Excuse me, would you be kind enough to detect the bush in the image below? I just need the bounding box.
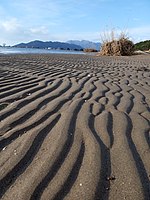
[99,31,134,56]
[84,48,98,52]
[134,40,150,51]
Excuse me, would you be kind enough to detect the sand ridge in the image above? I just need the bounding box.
[0,54,150,200]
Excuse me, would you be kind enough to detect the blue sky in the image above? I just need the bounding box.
[0,0,150,45]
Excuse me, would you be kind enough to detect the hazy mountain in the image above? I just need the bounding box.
[13,40,83,50]
[67,40,101,51]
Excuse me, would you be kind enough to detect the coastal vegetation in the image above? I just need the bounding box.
[134,40,150,51]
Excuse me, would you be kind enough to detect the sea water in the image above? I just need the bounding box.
[0,47,85,55]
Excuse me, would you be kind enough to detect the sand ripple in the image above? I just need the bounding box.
[0,54,150,200]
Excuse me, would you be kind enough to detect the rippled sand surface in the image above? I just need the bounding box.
[0,54,150,200]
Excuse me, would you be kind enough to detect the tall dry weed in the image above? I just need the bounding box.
[100,30,134,56]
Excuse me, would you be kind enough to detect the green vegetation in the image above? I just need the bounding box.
[134,40,150,51]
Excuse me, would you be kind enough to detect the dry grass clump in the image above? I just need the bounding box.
[84,48,98,52]
[100,31,134,56]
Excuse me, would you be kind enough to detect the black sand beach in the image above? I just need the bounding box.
[0,54,150,200]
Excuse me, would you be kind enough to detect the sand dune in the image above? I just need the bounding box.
[0,54,150,200]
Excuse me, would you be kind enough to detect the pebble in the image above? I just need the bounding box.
[79,183,82,186]
[14,149,17,155]
[2,146,7,151]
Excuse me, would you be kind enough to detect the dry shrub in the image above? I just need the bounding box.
[100,31,134,56]
[84,48,98,52]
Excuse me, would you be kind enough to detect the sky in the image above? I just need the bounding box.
[0,0,150,45]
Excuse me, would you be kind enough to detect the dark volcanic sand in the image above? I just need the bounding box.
[0,54,150,200]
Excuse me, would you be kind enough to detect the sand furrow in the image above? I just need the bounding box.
[0,114,60,198]
[1,99,84,200]
[0,79,62,120]
[64,103,101,200]
[109,110,149,200]
[0,77,91,149]
[0,79,71,134]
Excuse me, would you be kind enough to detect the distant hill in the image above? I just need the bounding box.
[67,40,101,51]
[13,40,83,50]
[134,40,150,51]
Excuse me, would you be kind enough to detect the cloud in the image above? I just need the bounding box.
[0,1,149,45]
[133,17,140,21]
[128,26,150,42]
[0,15,58,45]
[129,26,150,35]
[10,0,64,21]
[0,18,20,32]
[98,26,150,43]
[29,26,48,35]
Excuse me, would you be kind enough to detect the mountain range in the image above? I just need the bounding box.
[13,40,83,50]
[67,40,101,51]
[13,40,101,51]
